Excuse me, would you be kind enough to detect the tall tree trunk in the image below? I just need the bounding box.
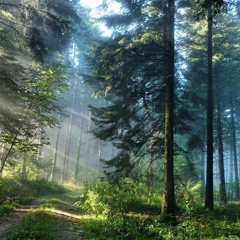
[161,0,176,220]
[0,125,23,174]
[21,137,29,181]
[61,116,70,183]
[36,136,43,180]
[61,80,78,183]
[147,156,155,192]
[75,89,86,182]
[85,110,92,166]
[50,121,61,182]
[147,120,155,191]
[216,97,227,203]
[21,155,27,181]
[61,48,71,183]
[200,150,205,197]
[64,80,79,180]
[229,143,233,200]
[205,3,214,210]
[98,139,103,178]
[230,94,240,200]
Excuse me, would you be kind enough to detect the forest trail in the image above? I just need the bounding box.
[0,194,86,240]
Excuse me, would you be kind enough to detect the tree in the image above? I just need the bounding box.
[161,0,176,220]
[0,0,80,130]
[205,1,214,210]
[0,0,82,176]
[185,0,225,209]
[216,94,227,203]
[0,59,68,174]
[0,0,80,61]
[87,1,167,183]
[230,93,240,200]
[84,0,193,220]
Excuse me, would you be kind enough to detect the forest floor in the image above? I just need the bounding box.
[0,194,86,240]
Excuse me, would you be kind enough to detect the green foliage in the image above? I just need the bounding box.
[0,58,69,174]
[0,177,66,206]
[78,180,162,239]
[0,1,80,62]
[20,179,66,197]
[176,181,203,213]
[79,180,160,216]
[42,198,62,210]
[80,203,240,240]
[8,210,55,240]
[0,205,15,217]
[78,180,240,239]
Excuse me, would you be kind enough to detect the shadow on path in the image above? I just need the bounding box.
[0,195,86,240]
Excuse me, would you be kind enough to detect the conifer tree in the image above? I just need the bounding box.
[85,0,186,219]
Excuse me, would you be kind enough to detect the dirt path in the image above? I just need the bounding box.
[0,196,86,240]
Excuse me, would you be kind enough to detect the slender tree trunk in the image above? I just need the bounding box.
[205,3,214,210]
[147,121,155,191]
[75,89,86,182]
[21,155,27,181]
[61,115,71,183]
[61,49,72,183]
[230,94,240,200]
[161,0,176,220]
[75,125,83,183]
[21,137,30,181]
[216,97,227,203]
[229,142,233,200]
[0,125,23,174]
[61,80,77,183]
[64,80,79,180]
[50,121,61,182]
[98,139,103,178]
[200,150,205,196]
[147,157,154,192]
[35,136,43,180]
[85,110,92,166]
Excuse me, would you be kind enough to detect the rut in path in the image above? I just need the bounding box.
[0,197,86,240]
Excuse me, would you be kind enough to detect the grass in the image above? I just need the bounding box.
[0,178,82,240]
[79,205,240,240]
[77,181,240,240]
[1,177,240,240]
[0,177,69,217]
[0,204,15,216]
[7,210,55,240]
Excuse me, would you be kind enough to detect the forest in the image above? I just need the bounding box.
[0,0,240,239]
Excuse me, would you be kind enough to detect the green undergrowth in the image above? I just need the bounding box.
[0,178,83,239]
[0,177,67,217]
[42,191,82,213]
[7,209,55,240]
[77,180,240,240]
[1,176,240,240]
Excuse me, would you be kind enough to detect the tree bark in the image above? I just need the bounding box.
[229,143,233,200]
[61,115,71,183]
[230,94,240,200]
[205,2,214,210]
[75,88,86,182]
[50,119,61,182]
[61,80,78,183]
[216,97,227,203]
[64,80,79,181]
[161,0,176,220]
